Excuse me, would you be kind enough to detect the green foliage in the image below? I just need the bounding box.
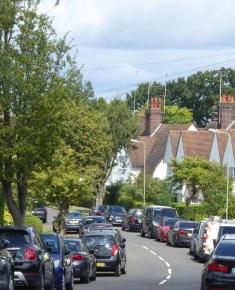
[3,209,13,225]
[24,215,43,234]
[118,183,143,210]
[164,106,193,124]
[174,203,209,221]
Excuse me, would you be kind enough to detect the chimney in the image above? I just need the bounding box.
[219,94,235,129]
[146,97,163,135]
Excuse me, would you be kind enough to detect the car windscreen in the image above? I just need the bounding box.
[41,235,59,254]
[164,219,178,226]
[153,208,177,220]
[179,222,199,229]
[83,235,114,249]
[67,212,81,219]
[109,207,126,214]
[83,217,105,225]
[0,230,31,247]
[215,241,235,257]
[221,226,235,236]
[64,240,82,253]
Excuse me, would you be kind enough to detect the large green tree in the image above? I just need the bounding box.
[164,106,193,124]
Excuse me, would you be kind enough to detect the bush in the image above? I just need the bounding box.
[3,209,13,225]
[174,203,209,221]
[24,215,43,234]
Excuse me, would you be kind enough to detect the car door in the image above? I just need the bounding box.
[116,232,126,267]
[82,241,93,275]
[196,223,204,256]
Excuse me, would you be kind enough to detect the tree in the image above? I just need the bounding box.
[170,157,230,215]
[0,0,88,225]
[164,106,193,124]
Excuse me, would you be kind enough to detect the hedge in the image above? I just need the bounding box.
[174,203,209,221]
[24,215,43,234]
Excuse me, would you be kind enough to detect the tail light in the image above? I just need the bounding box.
[208,261,229,273]
[72,254,85,261]
[111,244,119,256]
[130,216,137,223]
[24,248,37,261]
[177,229,186,235]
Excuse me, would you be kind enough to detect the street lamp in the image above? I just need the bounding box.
[131,139,146,207]
[209,129,230,219]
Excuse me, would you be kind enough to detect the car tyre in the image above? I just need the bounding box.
[140,227,145,237]
[114,263,121,277]
[122,224,125,231]
[91,269,97,281]
[198,250,205,263]
[121,263,127,274]
[81,273,90,284]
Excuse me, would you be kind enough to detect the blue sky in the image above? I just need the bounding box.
[40,0,235,99]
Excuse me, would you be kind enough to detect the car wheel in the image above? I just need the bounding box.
[114,263,121,277]
[122,224,125,231]
[46,272,55,290]
[81,273,90,284]
[121,263,127,274]
[198,250,205,263]
[65,272,73,290]
[126,224,131,232]
[140,227,145,237]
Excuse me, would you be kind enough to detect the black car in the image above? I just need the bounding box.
[79,216,107,236]
[64,237,96,283]
[201,234,235,290]
[82,229,127,276]
[122,208,142,232]
[41,233,73,290]
[105,206,126,226]
[32,204,47,223]
[141,205,178,238]
[0,239,14,290]
[0,226,54,290]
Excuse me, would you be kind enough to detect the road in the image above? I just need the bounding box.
[46,208,203,290]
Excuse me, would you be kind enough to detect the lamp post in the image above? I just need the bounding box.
[131,139,146,207]
[209,129,230,219]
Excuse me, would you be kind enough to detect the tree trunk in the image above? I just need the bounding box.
[17,172,27,218]
[2,182,24,225]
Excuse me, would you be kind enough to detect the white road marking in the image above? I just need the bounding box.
[165,262,170,267]
[168,268,172,275]
[150,250,157,256]
[158,256,165,261]
[159,280,167,285]
[166,275,171,280]
[142,245,149,250]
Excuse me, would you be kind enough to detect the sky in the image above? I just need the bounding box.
[40,0,235,99]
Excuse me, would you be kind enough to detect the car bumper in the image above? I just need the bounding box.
[72,262,88,278]
[177,236,192,246]
[65,224,81,231]
[95,257,118,272]
[205,276,235,289]
[14,271,40,287]
[129,223,141,231]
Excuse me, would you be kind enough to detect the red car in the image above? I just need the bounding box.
[156,218,178,242]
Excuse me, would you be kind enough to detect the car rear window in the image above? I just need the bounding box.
[221,226,235,236]
[179,222,199,228]
[64,240,82,252]
[83,217,105,225]
[83,235,114,249]
[41,235,59,253]
[0,230,31,247]
[67,212,81,219]
[153,208,177,219]
[109,207,126,214]
[215,241,235,257]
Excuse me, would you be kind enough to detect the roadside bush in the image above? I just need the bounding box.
[24,215,43,234]
[3,209,13,225]
[174,203,209,221]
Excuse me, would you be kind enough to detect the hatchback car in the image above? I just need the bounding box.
[201,234,235,290]
[79,216,106,236]
[64,237,96,283]
[32,204,47,223]
[0,226,54,290]
[41,233,73,290]
[82,229,127,276]
[105,206,127,226]
[122,209,142,232]
[0,239,14,290]
[167,220,200,247]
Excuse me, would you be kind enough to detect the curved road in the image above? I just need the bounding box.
[45,209,202,290]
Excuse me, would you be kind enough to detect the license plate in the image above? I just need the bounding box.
[96,262,105,267]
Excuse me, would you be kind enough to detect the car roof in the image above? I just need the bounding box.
[144,205,175,209]
[83,230,116,236]
[0,225,32,231]
[64,237,82,242]
[219,223,235,227]
[84,216,105,219]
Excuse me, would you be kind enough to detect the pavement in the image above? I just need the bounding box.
[46,208,203,290]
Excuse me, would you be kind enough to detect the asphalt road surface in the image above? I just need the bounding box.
[46,208,203,290]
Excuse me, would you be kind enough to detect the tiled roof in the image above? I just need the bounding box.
[217,133,228,162]
[181,131,214,159]
[169,131,181,157]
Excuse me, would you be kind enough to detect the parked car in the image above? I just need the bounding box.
[0,239,14,290]
[87,223,114,232]
[89,205,108,216]
[105,206,127,226]
[156,217,179,242]
[216,222,235,244]
[122,209,143,232]
[53,211,82,233]
[201,234,235,290]
[79,216,106,236]
[141,205,178,238]
[82,229,127,276]
[32,204,47,223]
[194,217,221,262]
[167,220,200,247]
[0,226,54,290]
[41,233,73,290]
[189,227,199,256]
[64,237,96,283]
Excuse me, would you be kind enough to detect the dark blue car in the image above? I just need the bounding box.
[41,233,73,290]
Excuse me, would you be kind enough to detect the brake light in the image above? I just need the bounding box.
[208,261,229,273]
[178,229,186,235]
[24,248,37,261]
[111,244,118,256]
[72,254,85,261]
[130,216,137,223]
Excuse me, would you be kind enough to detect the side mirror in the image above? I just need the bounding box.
[0,239,10,250]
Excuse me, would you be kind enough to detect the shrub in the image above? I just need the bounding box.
[174,203,209,221]
[3,209,13,225]
[24,215,43,234]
